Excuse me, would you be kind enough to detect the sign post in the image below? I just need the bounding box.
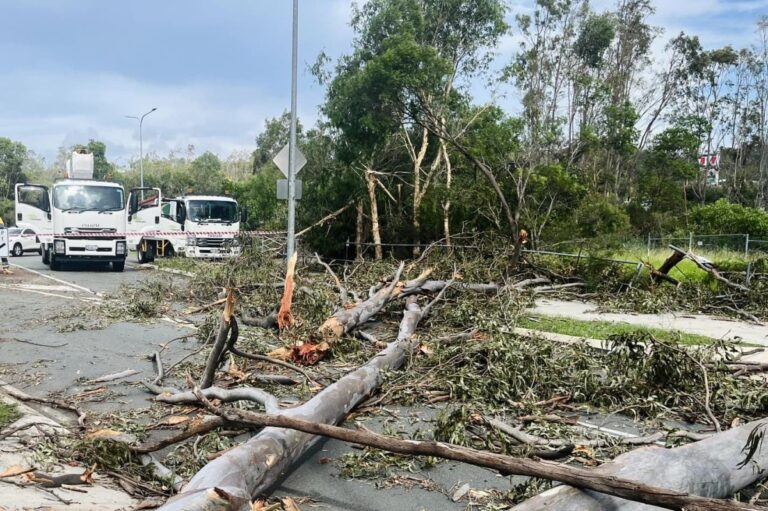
[286,0,300,262]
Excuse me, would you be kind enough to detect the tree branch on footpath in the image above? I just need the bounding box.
[0,380,86,428]
[193,399,764,511]
[155,291,448,511]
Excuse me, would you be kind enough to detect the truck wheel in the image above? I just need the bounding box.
[12,243,23,257]
[42,246,50,265]
[112,261,125,272]
[137,243,155,264]
[50,254,61,271]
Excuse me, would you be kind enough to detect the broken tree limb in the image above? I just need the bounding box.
[240,309,278,330]
[514,418,768,511]
[84,369,140,384]
[157,294,437,511]
[318,262,405,338]
[194,403,763,511]
[200,290,236,389]
[314,252,348,304]
[295,202,353,238]
[199,316,232,389]
[150,351,164,385]
[277,252,298,330]
[131,415,232,454]
[0,381,86,428]
[153,386,279,414]
[669,245,750,292]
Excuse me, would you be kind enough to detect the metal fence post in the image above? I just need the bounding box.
[646,232,651,258]
[688,232,693,252]
[745,233,750,258]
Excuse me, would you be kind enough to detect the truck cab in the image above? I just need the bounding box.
[126,192,244,262]
[15,151,128,271]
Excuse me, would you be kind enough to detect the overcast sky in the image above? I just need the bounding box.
[0,0,766,165]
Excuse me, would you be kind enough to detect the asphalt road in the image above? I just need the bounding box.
[0,253,196,414]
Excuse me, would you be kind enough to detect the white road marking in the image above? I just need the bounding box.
[10,262,101,295]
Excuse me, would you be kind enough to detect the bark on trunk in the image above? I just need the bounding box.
[355,200,364,261]
[317,263,405,338]
[441,139,452,246]
[365,167,383,260]
[514,419,768,511]
[156,298,433,511]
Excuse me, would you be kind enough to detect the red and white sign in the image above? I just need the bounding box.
[698,154,720,168]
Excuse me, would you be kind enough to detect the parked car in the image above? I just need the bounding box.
[8,227,40,256]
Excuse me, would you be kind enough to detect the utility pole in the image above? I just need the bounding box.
[125,107,157,188]
[286,0,299,261]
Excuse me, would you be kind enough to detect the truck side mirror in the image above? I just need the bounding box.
[17,213,22,221]
[128,194,138,215]
[47,212,51,220]
[240,206,248,223]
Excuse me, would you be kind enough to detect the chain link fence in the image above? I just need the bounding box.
[644,233,768,258]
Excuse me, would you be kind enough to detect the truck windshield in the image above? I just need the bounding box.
[53,185,125,212]
[187,200,238,223]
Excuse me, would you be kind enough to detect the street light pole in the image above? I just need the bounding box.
[125,107,157,188]
[286,0,299,261]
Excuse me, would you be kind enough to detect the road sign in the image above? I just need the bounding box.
[277,179,302,200]
[273,144,307,178]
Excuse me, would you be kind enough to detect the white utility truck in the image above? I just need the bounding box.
[126,190,244,263]
[15,151,128,271]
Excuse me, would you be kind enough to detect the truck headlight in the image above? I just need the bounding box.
[186,235,197,246]
[231,238,241,247]
[116,241,126,255]
[54,240,65,254]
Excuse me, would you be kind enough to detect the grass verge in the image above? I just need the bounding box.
[0,402,19,429]
[518,314,718,345]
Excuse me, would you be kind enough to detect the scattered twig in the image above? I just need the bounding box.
[85,369,139,384]
[149,351,164,385]
[0,337,68,348]
[315,252,348,304]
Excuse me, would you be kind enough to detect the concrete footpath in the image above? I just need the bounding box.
[0,383,137,510]
[531,298,768,346]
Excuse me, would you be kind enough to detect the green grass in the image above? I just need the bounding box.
[614,246,763,284]
[518,314,719,346]
[0,402,19,429]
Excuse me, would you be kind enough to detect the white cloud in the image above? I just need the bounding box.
[0,67,320,164]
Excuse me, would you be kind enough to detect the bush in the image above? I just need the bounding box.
[691,199,768,238]
[574,195,631,239]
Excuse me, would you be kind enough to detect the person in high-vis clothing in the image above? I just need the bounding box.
[0,216,11,274]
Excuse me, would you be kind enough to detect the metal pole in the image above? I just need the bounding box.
[139,118,144,188]
[688,232,693,252]
[286,0,299,261]
[745,233,750,258]
[125,108,156,188]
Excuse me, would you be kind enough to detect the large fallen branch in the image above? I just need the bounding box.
[195,403,763,511]
[514,419,768,511]
[157,288,449,511]
[317,262,406,338]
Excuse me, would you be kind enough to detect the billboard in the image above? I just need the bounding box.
[698,153,720,186]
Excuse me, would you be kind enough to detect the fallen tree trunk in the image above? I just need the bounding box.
[514,419,768,511]
[157,290,448,511]
[318,262,405,338]
[193,405,764,511]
